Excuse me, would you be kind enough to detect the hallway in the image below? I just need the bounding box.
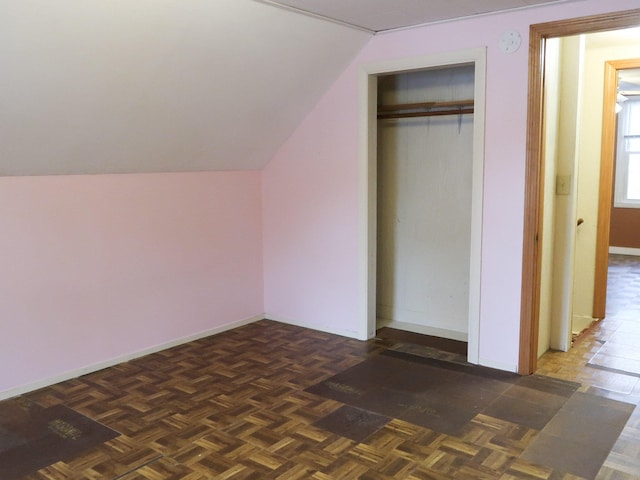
[537,254,640,394]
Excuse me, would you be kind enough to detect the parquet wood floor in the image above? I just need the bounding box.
[0,317,633,480]
[3,255,639,479]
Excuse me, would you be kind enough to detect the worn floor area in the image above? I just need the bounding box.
[536,254,640,479]
[308,349,633,480]
[1,254,639,479]
[0,399,119,479]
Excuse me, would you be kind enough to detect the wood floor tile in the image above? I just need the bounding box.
[598,451,640,479]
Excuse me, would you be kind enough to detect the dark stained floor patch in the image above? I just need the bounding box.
[308,350,518,436]
[313,405,390,442]
[521,392,635,479]
[308,346,632,479]
[515,373,580,397]
[482,384,569,430]
[376,327,468,355]
[307,348,625,476]
[381,349,520,383]
[0,398,120,480]
[388,342,469,365]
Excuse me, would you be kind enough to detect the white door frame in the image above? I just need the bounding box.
[357,48,486,365]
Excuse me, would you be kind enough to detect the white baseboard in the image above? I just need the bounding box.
[0,314,263,402]
[377,320,468,342]
[609,246,640,256]
[572,315,597,336]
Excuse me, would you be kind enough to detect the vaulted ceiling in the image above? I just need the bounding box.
[1,0,586,175]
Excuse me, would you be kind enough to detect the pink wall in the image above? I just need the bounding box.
[1,171,263,397]
[263,0,640,371]
[262,79,361,338]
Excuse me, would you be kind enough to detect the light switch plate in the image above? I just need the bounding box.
[556,175,571,195]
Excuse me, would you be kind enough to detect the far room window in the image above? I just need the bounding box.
[615,96,640,208]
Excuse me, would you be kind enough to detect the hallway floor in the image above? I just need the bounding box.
[537,254,640,478]
[1,255,639,479]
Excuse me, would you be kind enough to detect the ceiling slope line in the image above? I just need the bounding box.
[259,0,588,34]
[374,0,585,35]
[253,0,375,34]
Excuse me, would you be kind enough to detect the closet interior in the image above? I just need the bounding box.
[376,64,476,345]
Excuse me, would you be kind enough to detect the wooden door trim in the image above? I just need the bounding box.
[593,58,640,319]
[519,9,640,375]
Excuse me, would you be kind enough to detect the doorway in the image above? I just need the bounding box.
[358,49,486,365]
[537,35,640,358]
[519,8,640,374]
[594,60,640,318]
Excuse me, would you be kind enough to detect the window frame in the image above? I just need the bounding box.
[614,96,640,208]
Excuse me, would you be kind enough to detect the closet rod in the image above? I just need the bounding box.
[378,99,474,112]
[377,99,474,119]
[378,107,474,120]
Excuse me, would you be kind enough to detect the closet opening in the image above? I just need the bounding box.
[358,50,486,365]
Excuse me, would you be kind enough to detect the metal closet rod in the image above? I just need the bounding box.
[377,99,474,119]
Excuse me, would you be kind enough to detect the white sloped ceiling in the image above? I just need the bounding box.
[0,0,371,175]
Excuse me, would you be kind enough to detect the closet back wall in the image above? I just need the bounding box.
[376,65,475,340]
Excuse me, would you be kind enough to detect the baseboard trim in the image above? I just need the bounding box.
[609,246,640,256]
[0,314,264,402]
[572,315,597,337]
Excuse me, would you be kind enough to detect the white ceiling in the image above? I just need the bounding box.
[258,0,582,32]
